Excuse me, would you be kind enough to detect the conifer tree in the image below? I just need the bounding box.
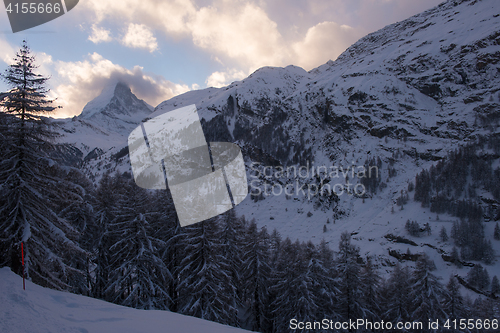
[105,179,170,309]
[442,275,466,320]
[242,220,271,332]
[218,209,245,327]
[382,263,412,326]
[467,264,490,290]
[149,188,179,311]
[88,172,122,299]
[268,228,282,265]
[315,239,339,320]
[440,226,448,242]
[360,257,382,322]
[52,166,95,294]
[0,40,85,289]
[450,246,461,267]
[270,239,310,333]
[410,254,446,329]
[491,276,500,295]
[177,219,235,324]
[336,231,364,322]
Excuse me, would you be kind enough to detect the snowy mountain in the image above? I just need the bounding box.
[52,0,500,283]
[80,82,153,126]
[50,82,153,168]
[0,267,250,333]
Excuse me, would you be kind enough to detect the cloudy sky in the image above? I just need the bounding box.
[0,0,443,118]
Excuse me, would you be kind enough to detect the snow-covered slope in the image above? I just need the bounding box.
[52,0,500,282]
[0,267,250,333]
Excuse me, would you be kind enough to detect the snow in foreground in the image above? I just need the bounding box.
[0,267,250,333]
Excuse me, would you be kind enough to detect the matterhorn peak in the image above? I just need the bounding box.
[77,82,153,135]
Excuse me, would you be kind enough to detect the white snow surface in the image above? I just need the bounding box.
[0,267,250,333]
[80,84,117,119]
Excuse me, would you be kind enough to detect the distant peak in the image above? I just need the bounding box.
[79,82,150,120]
[114,82,131,94]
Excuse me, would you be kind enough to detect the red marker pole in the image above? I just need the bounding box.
[21,242,25,290]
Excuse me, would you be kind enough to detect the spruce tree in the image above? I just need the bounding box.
[87,172,120,299]
[451,221,459,241]
[410,254,446,329]
[360,257,382,322]
[270,239,311,333]
[177,219,235,324]
[494,222,500,240]
[467,264,490,290]
[218,209,245,327]
[440,226,448,242]
[241,221,271,331]
[491,276,500,295]
[149,188,179,311]
[382,263,411,325]
[0,40,85,289]
[105,178,170,309]
[52,166,95,294]
[442,275,466,320]
[315,239,339,320]
[336,231,364,322]
[450,246,461,267]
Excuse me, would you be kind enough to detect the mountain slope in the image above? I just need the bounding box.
[0,268,250,333]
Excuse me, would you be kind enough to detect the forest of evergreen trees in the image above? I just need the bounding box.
[413,136,499,265]
[4,170,500,331]
[414,135,500,219]
[3,171,500,332]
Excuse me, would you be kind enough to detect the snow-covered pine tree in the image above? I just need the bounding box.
[484,240,495,264]
[162,220,182,312]
[440,226,449,242]
[218,209,245,327]
[0,40,85,289]
[491,276,500,295]
[451,220,459,241]
[442,275,467,320]
[241,220,271,332]
[471,297,498,322]
[266,227,282,331]
[268,228,282,266]
[149,188,179,311]
[271,239,316,333]
[177,218,235,324]
[50,166,95,294]
[105,178,170,309]
[336,231,364,322]
[382,263,412,326]
[410,254,446,330]
[450,246,461,267]
[56,168,95,237]
[291,242,321,329]
[467,264,490,290]
[494,222,500,240]
[86,172,121,299]
[360,257,382,322]
[315,239,340,321]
